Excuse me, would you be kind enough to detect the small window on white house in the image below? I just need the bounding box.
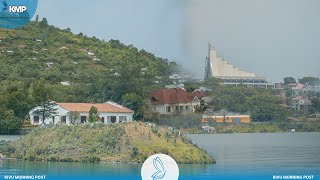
[175,106,179,112]
[186,106,190,112]
[166,106,171,113]
[119,116,127,123]
[108,116,116,123]
[179,106,183,112]
[34,116,39,124]
[61,116,67,124]
[81,116,87,123]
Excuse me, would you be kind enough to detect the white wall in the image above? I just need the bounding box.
[29,105,69,125]
[151,101,200,115]
[29,105,134,125]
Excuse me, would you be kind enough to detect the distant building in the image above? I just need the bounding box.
[288,83,306,97]
[29,102,134,125]
[165,84,185,89]
[275,82,285,90]
[202,114,251,124]
[149,88,205,115]
[61,81,70,86]
[204,43,275,89]
[291,96,311,111]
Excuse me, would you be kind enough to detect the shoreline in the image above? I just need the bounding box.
[1,130,320,137]
[0,123,215,164]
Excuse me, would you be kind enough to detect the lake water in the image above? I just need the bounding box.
[1,133,319,180]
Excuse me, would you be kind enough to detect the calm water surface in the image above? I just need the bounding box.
[1,133,319,179]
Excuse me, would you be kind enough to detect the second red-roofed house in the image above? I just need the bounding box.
[149,88,205,115]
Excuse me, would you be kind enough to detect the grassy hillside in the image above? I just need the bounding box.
[0,19,177,133]
[0,123,215,164]
[0,20,175,102]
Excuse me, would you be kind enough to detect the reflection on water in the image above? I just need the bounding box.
[187,132,320,175]
[0,133,320,177]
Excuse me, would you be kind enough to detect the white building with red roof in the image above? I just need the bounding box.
[149,88,205,115]
[29,101,134,125]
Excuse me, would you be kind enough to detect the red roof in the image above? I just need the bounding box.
[56,102,133,113]
[150,88,205,104]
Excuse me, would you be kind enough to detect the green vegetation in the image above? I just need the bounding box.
[0,123,215,164]
[0,19,176,134]
[158,113,202,130]
[284,77,296,86]
[186,78,292,122]
[88,106,99,123]
[298,77,320,86]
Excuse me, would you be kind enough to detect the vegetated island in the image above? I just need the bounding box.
[0,122,215,164]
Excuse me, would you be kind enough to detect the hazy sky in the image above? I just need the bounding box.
[35,0,320,82]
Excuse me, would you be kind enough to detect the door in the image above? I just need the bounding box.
[81,116,87,123]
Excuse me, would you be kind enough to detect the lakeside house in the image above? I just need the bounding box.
[29,101,134,125]
[148,88,205,115]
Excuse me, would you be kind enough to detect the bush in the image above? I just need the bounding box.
[131,147,139,158]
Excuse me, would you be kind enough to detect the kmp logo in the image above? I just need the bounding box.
[9,5,27,12]
[2,0,27,12]
[0,0,38,29]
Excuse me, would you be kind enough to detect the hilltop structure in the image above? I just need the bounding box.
[204,43,275,89]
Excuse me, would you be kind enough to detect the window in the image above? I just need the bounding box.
[119,116,127,123]
[166,106,171,113]
[61,116,67,124]
[180,106,183,112]
[52,116,55,124]
[34,116,39,124]
[108,116,117,123]
[186,106,190,112]
[81,116,87,123]
[175,106,179,112]
[153,107,156,112]
[175,106,183,112]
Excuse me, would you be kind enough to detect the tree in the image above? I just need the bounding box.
[66,28,71,32]
[184,80,201,93]
[310,98,320,113]
[284,77,296,86]
[121,93,144,120]
[39,18,48,28]
[33,101,58,124]
[32,82,57,124]
[194,100,207,114]
[68,111,80,125]
[0,110,21,134]
[88,106,99,123]
[299,77,320,86]
[204,77,223,89]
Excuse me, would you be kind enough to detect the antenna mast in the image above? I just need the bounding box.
[204,43,213,80]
